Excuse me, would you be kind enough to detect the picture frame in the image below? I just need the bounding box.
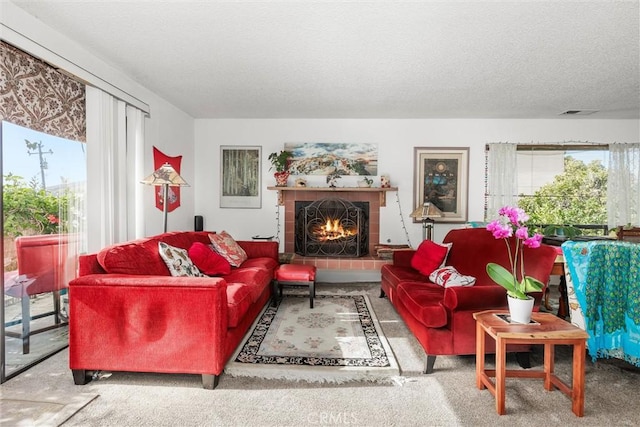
[220,145,261,208]
[413,147,469,223]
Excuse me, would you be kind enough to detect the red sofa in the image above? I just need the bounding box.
[68,231,278,389]
[380,227,557,373]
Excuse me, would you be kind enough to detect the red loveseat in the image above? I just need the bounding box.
[380,227,557,373]
[68,231,278,389]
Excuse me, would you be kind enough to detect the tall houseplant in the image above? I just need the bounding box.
[268,150,293,187]
[486,206,544,323]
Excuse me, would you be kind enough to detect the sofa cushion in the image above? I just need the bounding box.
[396,282,447,328]
[97,231,211,275]
[411,240,449,276]
[223,267,271,302]
[158,242,205,277]
[238,257,279,272]
[188,242,232,276]
[209,231,248,267]
[226,282,255,328]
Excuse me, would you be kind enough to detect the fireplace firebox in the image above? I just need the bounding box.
[295,198,369,257]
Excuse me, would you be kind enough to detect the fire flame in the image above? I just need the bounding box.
[314,218,356,241]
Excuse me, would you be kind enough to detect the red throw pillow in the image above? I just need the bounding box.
[188,242,231,276]
[411,240,450,276]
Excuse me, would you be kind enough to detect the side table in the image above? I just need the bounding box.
[474,310,589,416]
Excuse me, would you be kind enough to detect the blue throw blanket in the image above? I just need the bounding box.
[562,240,640,366]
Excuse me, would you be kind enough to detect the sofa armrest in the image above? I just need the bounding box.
[392,249,416,268]
[69,274,230,374]
[237,240,279,261]
[443,284,508,311]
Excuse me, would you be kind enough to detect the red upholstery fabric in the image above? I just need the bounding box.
[69,232,279,387]
[225,283,254,328]
[97,231,211,275]
[410,240,449,276]
[10,234,79,296]
[396,283,447,328]
[238,257,279,272]
[381,227,558,361]
[275,264,317,282]
[188,242,231,276]
[223,267,272,302]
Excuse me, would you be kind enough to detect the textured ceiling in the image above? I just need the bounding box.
[9,0,640,119]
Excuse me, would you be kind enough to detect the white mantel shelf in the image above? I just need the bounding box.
[267,186,398,206]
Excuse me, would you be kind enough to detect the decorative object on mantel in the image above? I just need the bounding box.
[410,202,443,241]
[485,206,545,324]
[380,174,390,188]
[268,150,293,187]
[326,172,341,188]
[358,177,373,187]
[295,178,307,187]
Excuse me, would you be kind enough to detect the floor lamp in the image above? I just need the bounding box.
[141,162,189,232]
[410,202,444,241]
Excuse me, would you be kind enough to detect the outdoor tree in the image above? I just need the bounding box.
[518,157,607,229]
[2,173,73,238]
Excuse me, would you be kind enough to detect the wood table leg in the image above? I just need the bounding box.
[544,343,555,391]
[572,341,586,417]
[476,321,485,389]
[495,337,506,415]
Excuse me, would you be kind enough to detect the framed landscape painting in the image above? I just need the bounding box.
[413,147,469,223]
[220,145,261,208]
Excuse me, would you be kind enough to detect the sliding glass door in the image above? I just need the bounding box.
[1,121,87,381]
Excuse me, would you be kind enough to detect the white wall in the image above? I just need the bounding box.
[195,119,639,250]
[2,2,196,239]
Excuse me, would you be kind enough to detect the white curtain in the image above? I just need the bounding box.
[126,105,146,240]
[86,87,146,252]
[486,143,518,220]
[607,143,640,230]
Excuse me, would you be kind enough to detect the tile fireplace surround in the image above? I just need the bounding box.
[269,186,398,273]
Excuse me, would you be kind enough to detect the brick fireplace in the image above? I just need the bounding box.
[270,186,397,271]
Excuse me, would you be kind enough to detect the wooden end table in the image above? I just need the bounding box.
[474,310,589,416]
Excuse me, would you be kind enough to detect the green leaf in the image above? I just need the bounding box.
[523,276,544,293]
[486,263,527,299]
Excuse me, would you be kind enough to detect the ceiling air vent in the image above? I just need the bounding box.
[560,110,598,116]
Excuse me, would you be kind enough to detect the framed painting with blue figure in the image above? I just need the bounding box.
[413,147,469,223]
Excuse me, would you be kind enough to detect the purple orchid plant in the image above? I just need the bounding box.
[486,206,544,300]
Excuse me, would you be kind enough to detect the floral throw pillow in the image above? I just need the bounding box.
[158,242,205,277]
[208,231,248,267]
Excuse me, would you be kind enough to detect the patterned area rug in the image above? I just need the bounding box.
[225,294,400,383]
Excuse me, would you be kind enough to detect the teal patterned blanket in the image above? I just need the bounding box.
[562,240,640,366]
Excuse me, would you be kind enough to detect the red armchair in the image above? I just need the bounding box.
[4,234,78,354]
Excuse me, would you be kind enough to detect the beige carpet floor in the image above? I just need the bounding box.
[1,283,639,426]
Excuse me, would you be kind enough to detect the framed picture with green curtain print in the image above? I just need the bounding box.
[413,147,469,223]
[220,145,261,208]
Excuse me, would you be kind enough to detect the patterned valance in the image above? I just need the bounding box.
[0,41,86,142]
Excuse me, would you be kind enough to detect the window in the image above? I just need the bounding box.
[486,144,609,236]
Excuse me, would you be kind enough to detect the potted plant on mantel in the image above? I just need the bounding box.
[485,206,545,324]
[268,150,294,187]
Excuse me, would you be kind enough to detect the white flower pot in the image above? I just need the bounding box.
[507,295,535,324]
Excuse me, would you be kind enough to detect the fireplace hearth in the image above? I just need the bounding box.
[295,198,369,257]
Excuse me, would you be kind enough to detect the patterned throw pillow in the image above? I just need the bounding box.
[208,231,248,267]
[429,266,476,288]
[158,242,205,277]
